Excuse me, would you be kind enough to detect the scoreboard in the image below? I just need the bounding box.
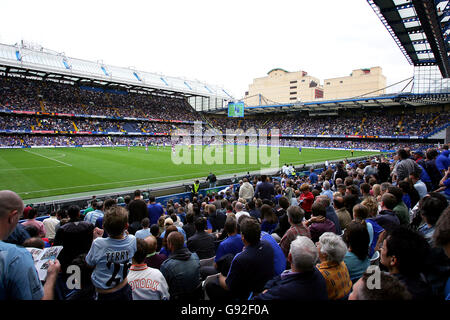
[227,102,245,118]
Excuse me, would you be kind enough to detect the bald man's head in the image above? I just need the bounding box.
[0,190,24,240]
[0,190,23,219]
[144,235,157,254]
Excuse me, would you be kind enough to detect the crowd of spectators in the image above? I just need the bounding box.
[0,77,199,121]
[207,110,449,137]
[0,133,436,151]
[1,146,449,301]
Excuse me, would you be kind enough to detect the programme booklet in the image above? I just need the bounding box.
[26,246,63,281]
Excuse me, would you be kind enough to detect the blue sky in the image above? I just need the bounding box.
[0,0,413,98]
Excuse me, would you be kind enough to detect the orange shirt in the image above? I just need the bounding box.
[316,260,352,300]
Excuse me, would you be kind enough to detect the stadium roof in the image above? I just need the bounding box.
[0,41,233,100]
[368,0,450,78]
[206,92,450,115]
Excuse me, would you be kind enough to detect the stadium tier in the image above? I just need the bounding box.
[0,76,449,150]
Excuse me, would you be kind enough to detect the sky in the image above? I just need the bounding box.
[0,0,414,99]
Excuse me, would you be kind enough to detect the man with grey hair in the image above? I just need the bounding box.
[0,190,60,300]
[254,236,328,300]
[380,182,392,196]
[316,232,352,300]
[279,206,311,257]
[320,181,333,202]
[234,201,250,221]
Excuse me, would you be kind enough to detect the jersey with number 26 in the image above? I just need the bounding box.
[86,234,137,290]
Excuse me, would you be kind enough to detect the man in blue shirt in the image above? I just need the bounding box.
[436,147,450,175]
[0,190,60,300]
[147,196,164,226]
[211,217,275,300]
[309,168,318,185]
[84,200,104,225]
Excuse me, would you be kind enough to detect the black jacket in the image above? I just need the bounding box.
[187,231,216,259]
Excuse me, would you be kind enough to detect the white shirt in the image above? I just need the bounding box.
[414,180,428,199]
[42,216,60,239]
[235,211,250,221]
[127,264,170,300]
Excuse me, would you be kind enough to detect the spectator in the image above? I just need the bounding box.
[432,207,450,300]
[437,167,450,201]
[144,235,167,270]
[306,202,336,243]
[239,178,254,202]
[279,205,311,258]
[206,172,217,188]
[214,216,244,264]
[299,183,315,219]
[409,171,428,199]
[127,198,148,234]
[254,175,275,201]
[333,196,352,230]
[417,192,448,246]
[373,193,400,233]
[182,212,196,240]
[65,254,96,300]
[316,232,353,300]
[0,190,60,300]
[127,238,170,300]
[84,200,104,226]
[160,231,201,300]
[54,205,95,274]
[160,217,187,242]
[42,211,60,244]
[271,196,291,242]
[260,204,278,234]
[348,271,411,300]
[135,218,151,239]
[22,208,46,238]
[234,202,250,221]
[187,217,216,260]
[85,206,137,301]
[147,196,164,226]
[320,181,333,201]
[343,221,370,283]
[435,146,450,175]
[206,217,274,300]
[254,236,328,300]
[316,195,342,235]
[388,186,410,226]
[208,203,226,233]
[246,200,261,221]
[380,226,433,300]
[394,148,422,183]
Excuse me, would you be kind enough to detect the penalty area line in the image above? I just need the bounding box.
[22,149,73,167]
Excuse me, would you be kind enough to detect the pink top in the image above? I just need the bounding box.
[22,219,46,238]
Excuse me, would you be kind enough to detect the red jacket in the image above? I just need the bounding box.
[299,192,314,213]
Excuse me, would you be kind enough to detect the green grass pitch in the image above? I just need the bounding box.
[0,146,378,201]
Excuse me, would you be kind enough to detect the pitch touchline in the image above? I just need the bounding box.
[23,149,73,167]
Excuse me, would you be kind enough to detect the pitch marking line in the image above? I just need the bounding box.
[0,166,66,172]
[22,149,73,167]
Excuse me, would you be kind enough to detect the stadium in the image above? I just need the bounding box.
[0,0,449,306]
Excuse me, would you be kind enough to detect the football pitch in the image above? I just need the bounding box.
[0,146,378,201]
